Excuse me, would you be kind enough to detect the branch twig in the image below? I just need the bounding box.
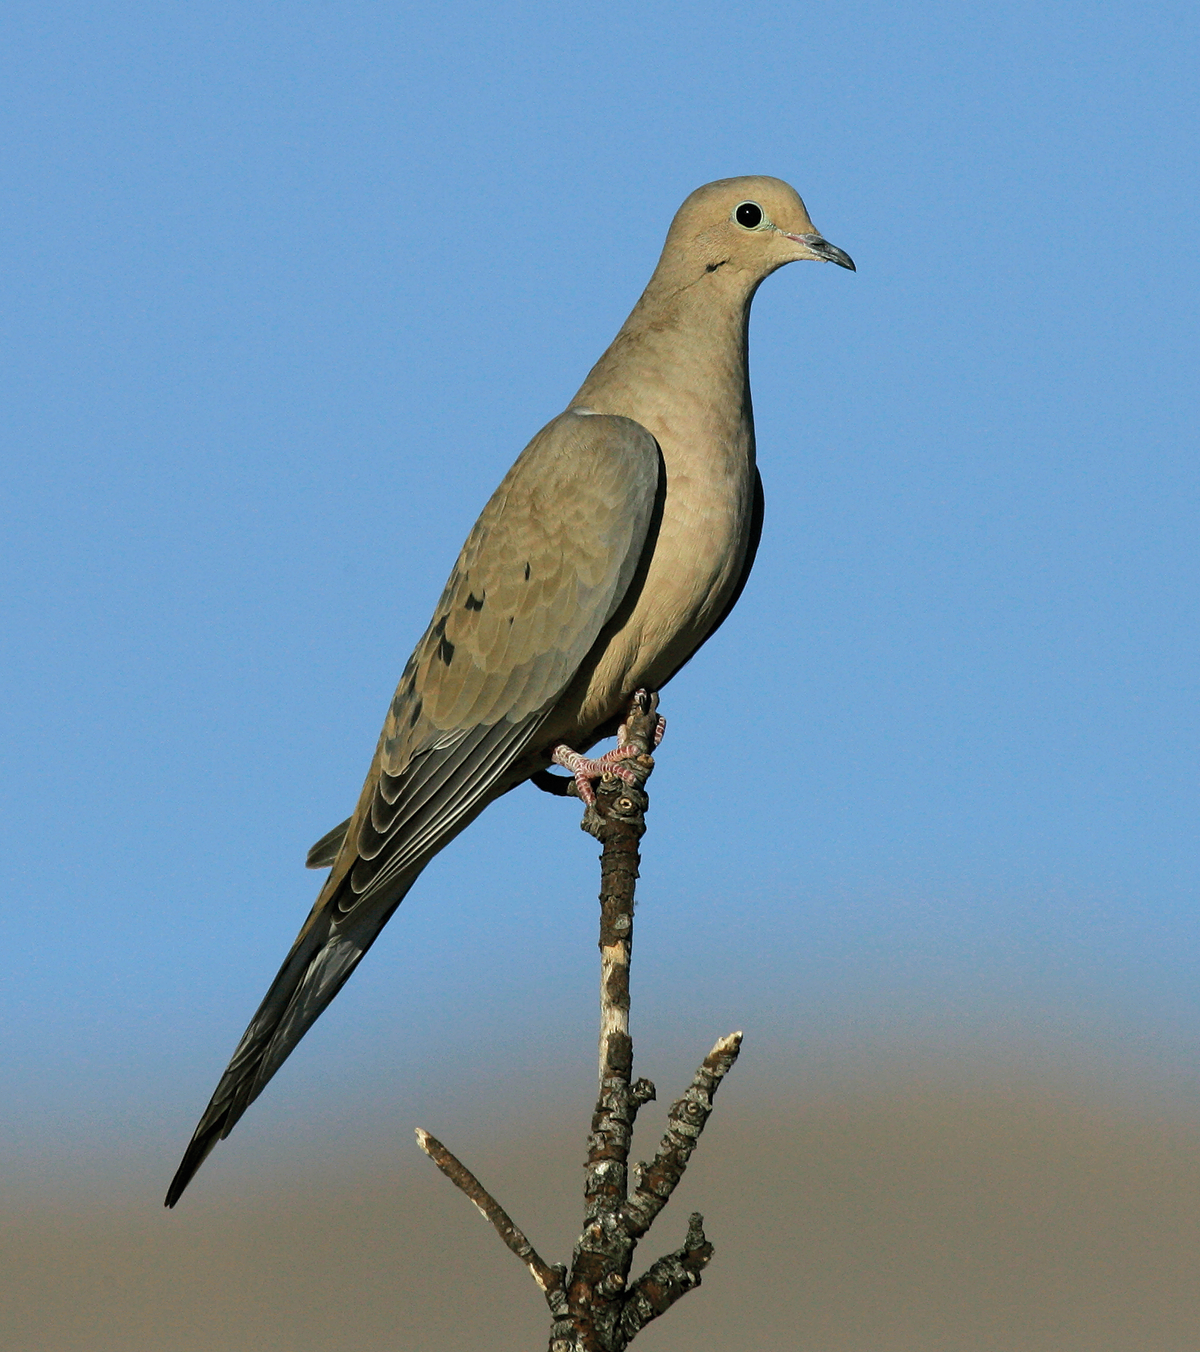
[620,1211,714,1342]
[621,1032,742,1240]
[414,1128,567,1313]
[416,691,742,1351]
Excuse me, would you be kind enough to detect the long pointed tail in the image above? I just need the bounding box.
[165,880,412,1207]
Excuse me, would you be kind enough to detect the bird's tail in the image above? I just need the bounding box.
[165,877,413,1207]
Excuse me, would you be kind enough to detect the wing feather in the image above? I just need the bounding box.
[344,409,662,900]
[167,409,662,1206]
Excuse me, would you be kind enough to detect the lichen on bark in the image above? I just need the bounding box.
[417,692,742,1351]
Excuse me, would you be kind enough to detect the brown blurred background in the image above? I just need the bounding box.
[6,1049,1199,1351]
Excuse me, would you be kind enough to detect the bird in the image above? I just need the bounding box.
[165,175,854,1207]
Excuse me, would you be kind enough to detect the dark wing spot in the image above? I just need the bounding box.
[465,591,485,611]
[508,616,514,626]
[437,635,455,665]
[706,259,728,273]
[432,615,447,638]
[523,561,531,581]
[396,656,418,699]
[408,695,423,727]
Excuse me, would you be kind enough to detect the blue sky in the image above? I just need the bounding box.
[2,0,1197,1186]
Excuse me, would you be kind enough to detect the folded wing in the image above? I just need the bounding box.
[167,410,663,1204]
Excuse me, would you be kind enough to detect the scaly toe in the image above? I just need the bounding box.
[550,744,639,806]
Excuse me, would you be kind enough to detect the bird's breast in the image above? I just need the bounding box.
[543,389,757,749]
[626,411,756,677]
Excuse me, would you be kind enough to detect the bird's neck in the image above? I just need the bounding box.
[570,274,760,473]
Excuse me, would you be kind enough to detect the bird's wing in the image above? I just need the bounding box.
[304,468,761,864]
[166,410,662,1205]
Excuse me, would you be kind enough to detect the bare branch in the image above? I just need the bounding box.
[560,694,661,1350]
[420,691,742,1351]
[414,1128,566,1313]
[620,1032,743,1240]
[590,692,659,1081]
[619,1213,715,1342]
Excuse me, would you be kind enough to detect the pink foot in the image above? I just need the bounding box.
[550,692,667,806]
[550,743,641,807]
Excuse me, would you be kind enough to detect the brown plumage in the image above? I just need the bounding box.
[166,176,853,1206]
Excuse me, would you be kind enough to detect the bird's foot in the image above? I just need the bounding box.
[550,743,641,807]
[531,690,665,803]
[617,690,666,750]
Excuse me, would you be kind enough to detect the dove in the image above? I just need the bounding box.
[166,175,854,1206]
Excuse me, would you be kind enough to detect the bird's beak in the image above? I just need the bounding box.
[783,232,856,271]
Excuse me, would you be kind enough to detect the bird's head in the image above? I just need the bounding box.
[661,175,855,288]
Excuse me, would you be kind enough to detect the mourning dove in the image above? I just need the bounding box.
[166,176,853,1206]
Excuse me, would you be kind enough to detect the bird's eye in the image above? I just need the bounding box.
[734,201,765,229]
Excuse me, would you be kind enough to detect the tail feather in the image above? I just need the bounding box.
[306,817,351,868]
[165,882,411,1207]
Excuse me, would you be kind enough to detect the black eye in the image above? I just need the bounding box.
[734,201,764,229]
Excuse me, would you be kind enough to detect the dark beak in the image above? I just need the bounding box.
[787,232,856,271]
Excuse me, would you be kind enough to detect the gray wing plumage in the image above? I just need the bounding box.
[166,410,663,1205]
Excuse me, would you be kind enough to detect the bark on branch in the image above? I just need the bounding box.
[414,1128,567,1313]
[416,691,742,1350]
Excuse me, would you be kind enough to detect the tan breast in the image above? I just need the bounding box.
[538,293,759,749]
